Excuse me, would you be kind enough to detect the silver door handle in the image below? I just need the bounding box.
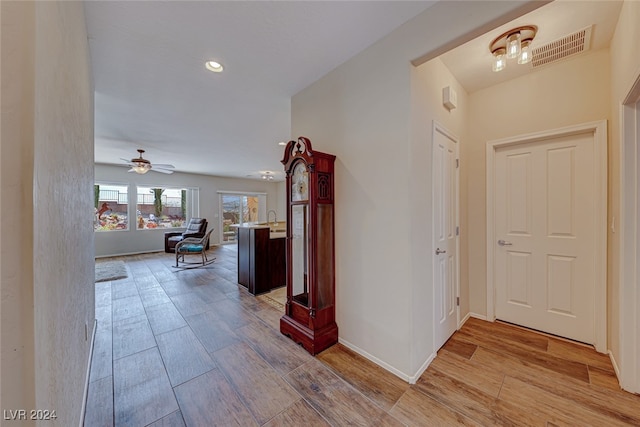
[498,239,513,246]
[435,248,447,255]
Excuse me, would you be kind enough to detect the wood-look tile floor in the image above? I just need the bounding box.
[85,246,640,426]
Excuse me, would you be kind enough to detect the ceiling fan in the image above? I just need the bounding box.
[120,149,175,174]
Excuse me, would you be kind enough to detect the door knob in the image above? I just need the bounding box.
[435,248,447,255]
[498,239,513,246]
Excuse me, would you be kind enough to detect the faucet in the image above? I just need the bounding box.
[267,210,277,225]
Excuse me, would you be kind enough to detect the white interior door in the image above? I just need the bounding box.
[621,93,640,392]
[494,131,598,344]
[433,123,459,350]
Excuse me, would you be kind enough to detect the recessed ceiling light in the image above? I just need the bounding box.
[278,141,287,146]
[205,61,223,73]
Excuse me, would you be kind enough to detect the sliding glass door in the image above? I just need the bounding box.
[219,193,264,243]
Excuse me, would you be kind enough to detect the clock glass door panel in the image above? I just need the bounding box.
[291,204,309,306]
[316,204,333,309]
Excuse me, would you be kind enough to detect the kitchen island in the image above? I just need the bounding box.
[235,223,286,295]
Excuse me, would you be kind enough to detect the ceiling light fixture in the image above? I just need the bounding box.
[130,149,152,174]
[492,48,507,72]
[205,60,224,73]
[489,25,537,72]
[261,171,275,181]
[132,162,151,174]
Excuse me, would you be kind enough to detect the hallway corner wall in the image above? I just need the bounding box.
[1,0,37,418]
[1,2,96,425]
[608,0,640,383]
[410,57,470,362]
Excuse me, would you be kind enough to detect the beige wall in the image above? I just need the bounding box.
[411,57,470,345]
[466,49,611,317]
[292,1,541,379]
[292,40,415,375]
[95,164,283,256]
[1,1,95,425]
[1,0,37,415]
[609,0,640,372]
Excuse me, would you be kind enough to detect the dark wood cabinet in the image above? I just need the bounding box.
[269,236,286,290]
[280,137,337,355]
[237,226,285,295]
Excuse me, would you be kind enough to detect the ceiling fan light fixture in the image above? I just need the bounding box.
[122,149,173,174]
[132,163,151,174]
[205,60,224,73]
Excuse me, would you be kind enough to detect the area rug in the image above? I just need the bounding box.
[95,260,128,282]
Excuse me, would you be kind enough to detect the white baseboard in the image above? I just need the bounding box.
[79,319,97,427]
[338,338,435,385]
[96,244,223,259]
[459,312,471,328]
[608,350,622,383]
[408,352,436,384]
[469,312,487,321]
[338,338,411,382]
[95,249,164,259]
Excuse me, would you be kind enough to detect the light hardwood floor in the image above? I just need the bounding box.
[86,246,640,426]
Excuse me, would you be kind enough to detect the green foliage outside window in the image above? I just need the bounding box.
[137,186,187,229]
[181,189,186,219]
[151,188,164,217]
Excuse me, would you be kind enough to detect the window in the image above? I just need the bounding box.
[136,187,188,230]
[94,183,128,231]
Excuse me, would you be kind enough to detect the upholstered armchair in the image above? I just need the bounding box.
[164,218,208,253]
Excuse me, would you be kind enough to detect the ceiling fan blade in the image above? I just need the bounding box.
[151,168,174,174]
[152,164,175,169]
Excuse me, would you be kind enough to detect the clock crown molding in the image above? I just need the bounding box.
[282,136,314,171]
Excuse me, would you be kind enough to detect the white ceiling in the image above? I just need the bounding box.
[88,1,623,180]
[440,1,622,94]
[86,1,436,180]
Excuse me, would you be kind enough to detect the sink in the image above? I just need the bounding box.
[262,222,286,231]
[249,222,286,233]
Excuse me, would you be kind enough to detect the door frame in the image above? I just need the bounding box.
[432,120,460,350]
[619,72,640,393]
[485,120,607,352]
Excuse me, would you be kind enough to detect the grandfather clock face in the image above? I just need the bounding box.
[291,162,309,202]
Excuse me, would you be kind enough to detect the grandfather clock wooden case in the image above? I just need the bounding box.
[280,137,338,355]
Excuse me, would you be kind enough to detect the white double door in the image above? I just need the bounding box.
[493,131,598,344]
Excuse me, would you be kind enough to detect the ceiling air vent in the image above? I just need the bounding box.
[531,25,592,68]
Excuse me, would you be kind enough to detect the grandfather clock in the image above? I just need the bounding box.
[280,137,337,355]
